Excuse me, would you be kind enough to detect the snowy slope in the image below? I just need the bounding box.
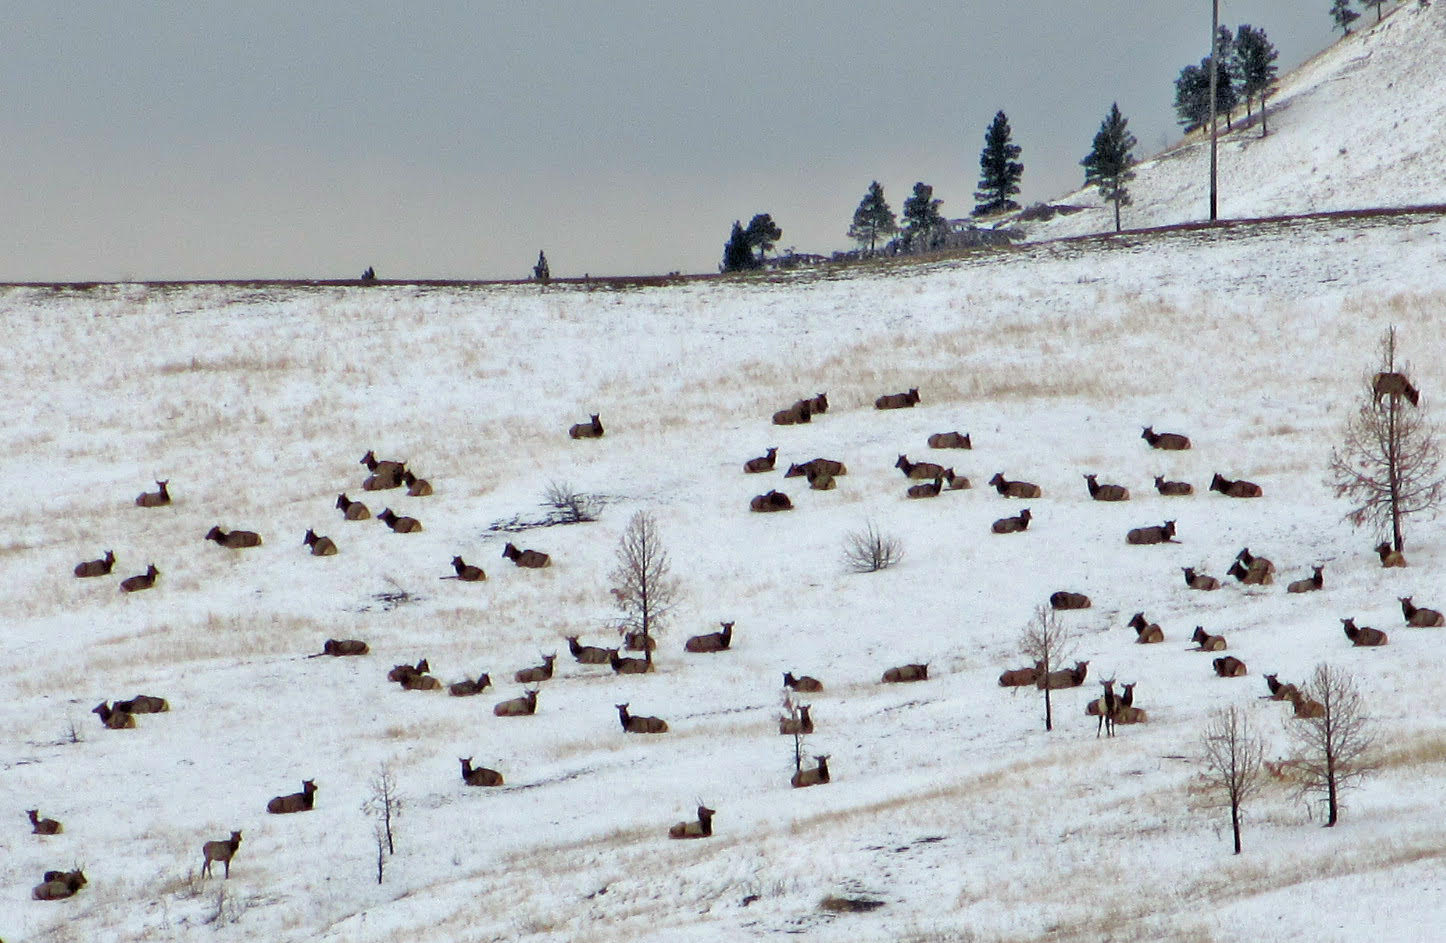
[1020,2,1446,240]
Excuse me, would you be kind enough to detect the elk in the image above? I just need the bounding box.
[1190,626,1227,651]
[988,473,1042,498]
[1083,474,1129,501]
[569,413,605,438]
[92,701,136,729]
[779,704,814,735]
[1129,612,1164,644]
[882,663,928,683]
[567,636,614,664]
[321,638,369,656]
[616,703,669,733]
[32,869,86,900]
[1209,473,1263,498]
[201,830,242,879]
[1287,566,1324,593]
[1113,683,1148,725]
[896,454,946,480]
[502,542,550,566]
[875,388,920,409]
[267,779,318,814]
[783,671,822,692]
[1373,371,1420,406]
[1263,674,1299,702]
[135,479,171,507]
[609,650,653,674]
[402,470,433,496]
[1182,567,1220,590]
[1049,591,1091,610]
[806,468,837,491]
[113,694,168,713]
[1126,521,1177,545]
[119,564,159,593]
[336,493,371,520]
[303,529,338,556]
[387,658,430,683]
[28,810,61,835]
[807,392,829,414]
[378,508,422,533]
[1141,426,1191,450]
[927,431,972,449]
[749,490,793,512]
[669,805,715,839]
[514,654,557,684]
[1229,548,1275,585]
[909,477,944,499]
[1213,656,1248,677]
[943,468,971,490]
[744,448,778,473]
[448,672,492,696]
[459,757,504,787]
[1037,661,1089,689]
[362,468,404,491]
[685,622,734,653]
[1153,475,1193,496]
[73,550,115,578]
[400,671,443,691]
[1086,679,1119,737]
[1400,596,1445,627]
[1376,542,1407,567]
[998,660,1043,687]
[791,755,831,788]
[494,689,539,716]
[1284,687,1325,718]
[786,458,847,478]
[992,508,1032,533]
[205,526,262,548]
[1341,618,1389,647]
[448,556,486,581]
[772,400,812,425]
[622,629,656,652]
[361,450,406,478]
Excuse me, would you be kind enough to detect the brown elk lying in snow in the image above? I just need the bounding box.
[1083,474,1129,501]
[1141,426,1191,450]
[1210,473,1263,498]
[513,654,557,684]
[1182,567,1220,590]
[1154,475,1193,496]
[669,805,715,839]
[1376,542,1407,567]
[875,388,920,409]
[493,689,539,716]
[387,659,430,683]
[909,477,944,499]
[928,431,972,449]
[998,660,1044,687]
[321,638,369,656]
[1126,521,1176,545]
[459,757,504,787]
[1129,612,1164,644]
[1341,618,1389,647]
[28,810,62,835]
[610,650,653,674]
[1263,674,1300,702]
[750,490,793,512]
[567,636,614,664]
[119,564,159,592]
[361,450,406,478]
[744,447,778,473]
[1230,548,1275,585]
[206,526,262,548]
[989,473,1041,498]
[783,671,823,692]
[114,695,168,714]
[502,542,550,566]
[378,508,422,533]
[616,703,669,733]
[779,704,814,735]
[32,869,86,900]
[92,702,136,729]
[336,493,371,520]
[1050,591,1091,610]
[1287,566,1324,593]
[135,479,171,507]
[267,779,318,814]
[1400,596,1445,627]
[400,671,443,691]
[787,458,847,478]
[685,622,734,652]
[448,556,485,581]
[1373,371,1420,406]
[448,672,492,696]
[881,663,928,683]
[402,470,433,496]
[569,413,604,438]
[896,454,946,480]
[1213,656,1247,677]
[1284,688,1325,718]
[1190,626,1227,651]
[991,508,1032,533]
[772,400,812,425]
[304,529,338,556]
[73,550,115,578]
[807,468,837,490]
[791,755,831,788]
[1037,661,1089,689]
[201,830,242,879]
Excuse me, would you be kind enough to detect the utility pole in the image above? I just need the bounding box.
[1209,0,1219,221]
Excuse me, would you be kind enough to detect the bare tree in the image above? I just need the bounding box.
[362,764,402,883]
[1018,605,1076,732]
[609,511,679,664]
[1284,663,1377,827]
[543,479,601,524]
[842,520,903,573]
[1199,705,1266,853]
[1329,327,1444,552]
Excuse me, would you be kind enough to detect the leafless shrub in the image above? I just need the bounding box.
[610,511,679,659]
[1284,663,1377,827]
[1198,705,1266,853]
[842,520,903,573]
[543,480,602,524]
[1017,605,1077,732]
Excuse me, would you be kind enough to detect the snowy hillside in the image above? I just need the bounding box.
[4,208,1446,943]
[1020,1,1446,240]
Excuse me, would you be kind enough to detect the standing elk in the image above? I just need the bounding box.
[1129,612,1164,644]
[988,473,1042,498]
[205,526,262,548]
[1153,475,1193,496]
[1375,542,1407,567]
[1182,567,1220,590]
[1037,661,1089,689]
[402,470,433,496]
[992,508,1032,533]
[896,455,946,480]
[1210,473,1263,498]
[493,689,539,716]
[73,550,115,578]
[321,638,369,656]
[459,757,504,787]
[669,805,715,839]
[1050,591,1091,610]
[999,660,1043,687]
[567,636,614,664]
[1287,566,1324,593]
[378,508,422,533]
[1213,656,1248,677]
[119,564,158,593]
[791,755,831,788]
[779,704,814,735]
[927,431,972,449]
[448,672,492,696]
[1126,521,1177,545]
[908,477,944,499]
[32,869,86,900]
[569,413,604,438]
[92,702,136,729]
[881,663,929,683]
[135,479,171,507]
[616,703,669,733]
[514,654,557,684]
[447,556,486,581]
[1086,679,1119,737]
[336,493,371,520]
[503,542,550,567]
[875,388,920,409]
[685,622,734,652]
[1083,474,1129,501]
[1373,371,1420,406]
[609,650,653,674]
[28,810,62,835]
[303,529,338,556]
[783,671,822,692]
[750,490,793,512]
[1141,426,1191,450]
[1341,618,1389,647]
[1400,596,1445,627]
[744,448,778,473]
[267,779,318,814]
[201,830,242,879]
[1191,626,1227,651]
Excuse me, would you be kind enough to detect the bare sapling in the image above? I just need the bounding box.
[610,511,679,664]
[1199,705,1265,853]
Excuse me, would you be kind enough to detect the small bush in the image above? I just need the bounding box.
[843,521,903,573]
[544,480,602,524]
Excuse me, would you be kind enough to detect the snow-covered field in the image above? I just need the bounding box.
[4,207,1446,943]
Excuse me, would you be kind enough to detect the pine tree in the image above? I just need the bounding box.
[1234,25,1280,136]
[721,221,758,272]
[972,111,1023,216]
[1215,26,1238,131]
[847,181,898,255]
[1173,57,1234,132]
[1080,103,1138,233]
[744,213,782,263]
[901,182,945,252]
[532,250,550,283]
[1331,0,1360,34]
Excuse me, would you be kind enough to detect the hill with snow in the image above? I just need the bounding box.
[1018,2,1446,240]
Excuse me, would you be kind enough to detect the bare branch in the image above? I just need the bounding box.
[609,511,680,651]
[842,520,903,573]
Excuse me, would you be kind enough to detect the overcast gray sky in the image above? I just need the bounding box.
[2,2,1339,281]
